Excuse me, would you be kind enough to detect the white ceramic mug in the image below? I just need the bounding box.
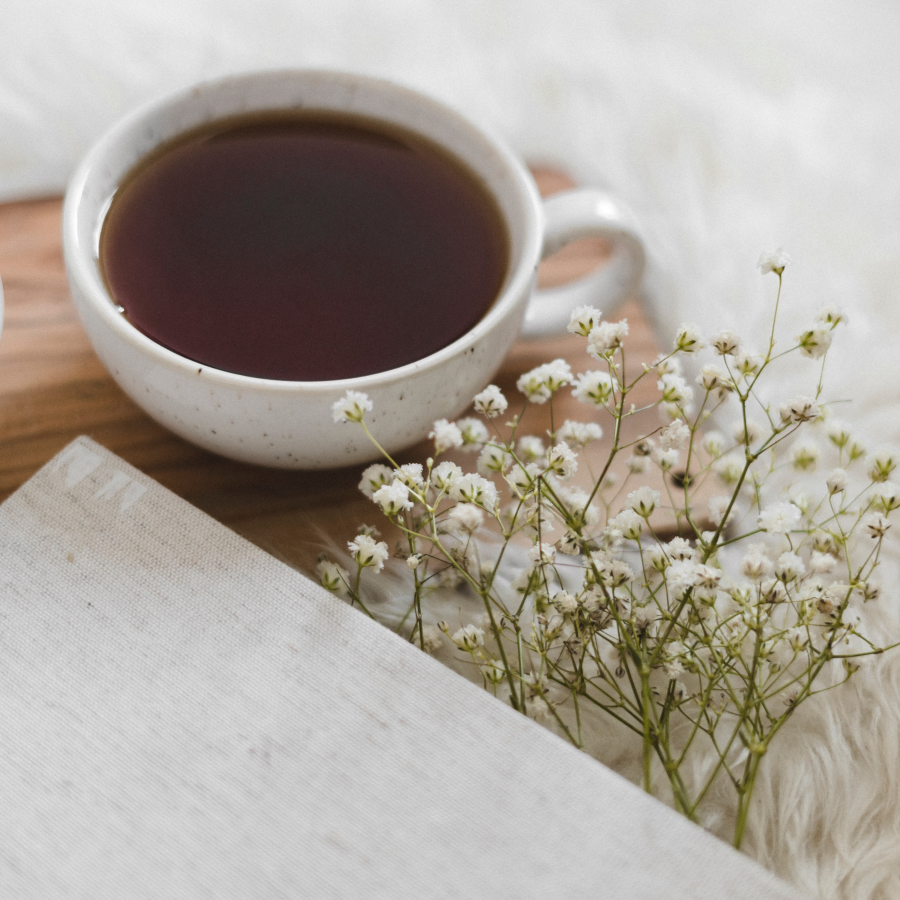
[63,69,645,469]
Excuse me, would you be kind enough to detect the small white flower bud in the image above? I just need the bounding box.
[451,624,485,651]
[456,417,489,447]
[332,390,373,424]
[587,319,629,357]
[826,468,848,495]
[702,430,725,458]
[572,370,614,406]
[711,330,741,356]
[429,418,463,454]
[758,248,791,274]
[868,447,898,483]
[473,384,508,418]
[797,325,833,359]
[567,305,602,336]
[674,324,705,354]
[627,486,659,518]
[791,441,820,472]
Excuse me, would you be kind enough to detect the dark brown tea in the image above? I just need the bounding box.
[99,111,509,380]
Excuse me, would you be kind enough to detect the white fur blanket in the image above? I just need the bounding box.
[3,2,900,896]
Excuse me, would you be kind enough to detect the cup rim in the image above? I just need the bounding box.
[62,67,544,396]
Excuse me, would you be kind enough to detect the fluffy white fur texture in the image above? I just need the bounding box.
[4,2,900,896]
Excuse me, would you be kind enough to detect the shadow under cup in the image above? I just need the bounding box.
[63,70,545,468]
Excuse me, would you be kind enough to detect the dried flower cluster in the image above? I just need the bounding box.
[322,255,897,848]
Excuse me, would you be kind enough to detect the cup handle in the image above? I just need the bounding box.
[520,188,646,339]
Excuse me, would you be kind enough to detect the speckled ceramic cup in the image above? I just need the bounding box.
[63,69,646,469]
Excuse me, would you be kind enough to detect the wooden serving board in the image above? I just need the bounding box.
[0,170,667,573]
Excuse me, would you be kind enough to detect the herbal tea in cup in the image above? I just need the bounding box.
[99,111,509,381]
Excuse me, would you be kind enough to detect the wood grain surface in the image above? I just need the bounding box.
[0,170,669,573]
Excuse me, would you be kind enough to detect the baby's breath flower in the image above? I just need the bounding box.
[572,370,614,406]
[473,384,508,418]
[659,419,690,452]
[779,396,821,426]
[541,359,573,391]
[826,468,848,495]
[741,546,773,581]
[451,473,498,511]
[428,418,463,454]
[547,442,578,478]
[702,431,725,458]
[481,657,506,684]
[587,320,629,358]
[797,325,833,359]
[791,442,820,472]
[758,248,791,274]
[557,532,581,556]
[516,366,552,404]
[451,624,485,651]
[827,420,852,449]
[396,463,426,491]
[627,486,659,518]
[654,355,682,377]
[516,435,545,463]
[658,373,693,406]
[567,305,602,336]
[372,481,413,516]
[812,531,839,555]
[714,453,745,486]
[733,420,763,445]
[666,560,703,598]
[733,351,762,377]
[524,502,558,535]
[552,590,579,615]
[478,442,513,476]
[348,533,390,572]
[316,557,350,596]
[809,551,836,574]
[758,502,802,534]
[654,448,679,471]
[332,390,373,424]
[611,508,643,541]
[406,553,425,570]
[664,539,698,564]
[446,503,484,535]
[711,330,741,356]
[505,463,539,499]
[529,542,557,566]
[697,364,732,393]
[358,463,393,499]
[816,304,846,327]
[674,324,705,354]
[774,551,805,583]
[863,512,891,539]
[626,454,650,474]
[647,545,669,572]
[420,625,443,653]
[708,496,734,527]
[592,555,634,588]
[456,417,489,447]
[432,460,463,493]
[556,419,603,449]
[870,481,900,513]
[868,447,898,483]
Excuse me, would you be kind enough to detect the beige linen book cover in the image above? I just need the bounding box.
[0,437,803,899]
